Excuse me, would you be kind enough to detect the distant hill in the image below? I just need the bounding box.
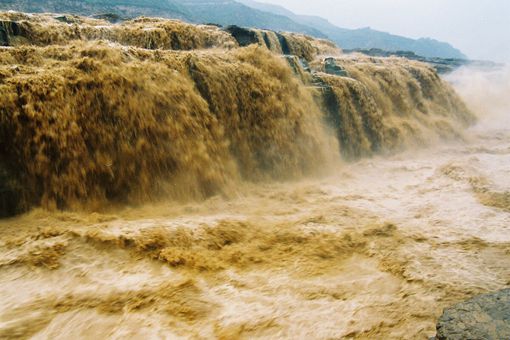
[1,0,466,59]
[179,0,325,37]
[238,0,467,59]
[0,0,189,19]
[320,27,467,59]
[0,0,325,37]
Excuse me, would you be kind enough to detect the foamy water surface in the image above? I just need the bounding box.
[0,67,509,339]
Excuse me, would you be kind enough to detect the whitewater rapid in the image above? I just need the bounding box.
[0,67,509,339]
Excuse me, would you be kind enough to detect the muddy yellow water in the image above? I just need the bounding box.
[0,12,474,212]
[1,104,509,339]
[0,12,508,339]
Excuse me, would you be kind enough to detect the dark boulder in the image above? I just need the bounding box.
[91,13,127,23]
[0,25,8,46]
[204,23,223,28]
[324,57,349,77]
[0,163,24,218]
[0,20,22,46]
[283,55,310,76]
[436,289,510,340]
[224,25,258,47]
[281,55,312,85]
[54,15,80,24]
[275,32,291,55]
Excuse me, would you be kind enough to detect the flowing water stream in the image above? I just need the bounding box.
[1,66,509,339]
[0,13,509,339]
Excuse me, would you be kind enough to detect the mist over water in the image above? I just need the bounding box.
[446,64,510,128]
[0,13,509,340]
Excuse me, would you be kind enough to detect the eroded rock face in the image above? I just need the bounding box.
[224,25,258,47]
[0,20,22,46]
[436,289,510,340]
[0,163,24,218]
[324,57,349,77]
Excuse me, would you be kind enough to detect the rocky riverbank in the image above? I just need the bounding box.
[435,289,510,340]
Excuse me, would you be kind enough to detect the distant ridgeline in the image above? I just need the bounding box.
[0,12,474,216]
[343,48,502,74]
[1,0,466,59]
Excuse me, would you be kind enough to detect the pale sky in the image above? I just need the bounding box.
[257,0,510,62]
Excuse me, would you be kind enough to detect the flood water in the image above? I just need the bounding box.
[0,67,509,339]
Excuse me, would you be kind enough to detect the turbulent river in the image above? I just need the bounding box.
[0,66,509,339]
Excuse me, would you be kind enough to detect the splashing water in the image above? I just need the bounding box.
[0,12,509,340]
[1,115,509,338]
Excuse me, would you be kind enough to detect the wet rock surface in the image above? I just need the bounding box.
[0,20,22,46]
[343,48,502,74]
[225,25,259,47]
[0,164,23,218]
[436,289,510,340]
[324,57,349,77]
[91,13,126,23]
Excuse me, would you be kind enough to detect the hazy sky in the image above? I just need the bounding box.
[257,0,510,62]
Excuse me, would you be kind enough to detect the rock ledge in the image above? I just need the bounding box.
[436,289,510,340]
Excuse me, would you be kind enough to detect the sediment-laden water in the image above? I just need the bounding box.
[1,104,509,339]
[0,12,508,340]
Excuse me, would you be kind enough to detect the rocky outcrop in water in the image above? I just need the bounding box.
[224,25,339,61]
[0,20,22,46]
[344,48,502,74]
[0,163,23,218]
[225,25,259,47]
[436,289,510,340]
[323,57,349,77]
